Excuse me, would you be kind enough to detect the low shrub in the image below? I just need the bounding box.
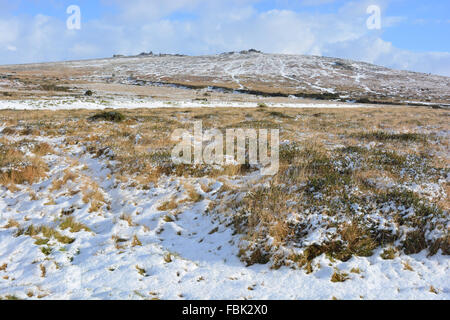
[88,111,125,122]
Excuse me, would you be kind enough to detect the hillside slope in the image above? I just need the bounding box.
[1,52,449,106]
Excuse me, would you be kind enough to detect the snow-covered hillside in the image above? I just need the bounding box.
[1,51,449,105]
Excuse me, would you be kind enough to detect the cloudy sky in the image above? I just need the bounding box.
[1,0,449,76]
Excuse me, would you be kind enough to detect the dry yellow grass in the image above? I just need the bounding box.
[0,161,47,187]
[0,106,447,268]
[184,184,204,203]
[60,216,91,233]
[131,234,142,247]
[120,214,134,227]
[33,142,54,156]
[80,181,106,213]
[3,219,20,229]
[158,198,179,211]
[50,169,78,192]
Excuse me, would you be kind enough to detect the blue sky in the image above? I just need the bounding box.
[1,0,449,76]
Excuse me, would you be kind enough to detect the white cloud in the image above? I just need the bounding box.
[0,18,19,44]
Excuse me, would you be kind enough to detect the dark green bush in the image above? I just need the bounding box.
[88,111,125,123]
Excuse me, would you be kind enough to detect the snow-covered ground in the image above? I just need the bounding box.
[1,133,448,300]
[0,50,448,300]
[0,98,373,111]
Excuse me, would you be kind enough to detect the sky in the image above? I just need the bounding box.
[0,0,449,76]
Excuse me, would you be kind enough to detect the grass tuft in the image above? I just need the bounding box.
[331,269,350,283]
[60,217,91,233]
